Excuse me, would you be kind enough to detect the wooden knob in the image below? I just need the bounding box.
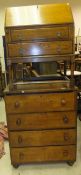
[64,133,69,141]
[56,47,61,53]
[44,45,49,48]
[14,102,20,108]
[18,136,22,144]
[61,99,66,105]
[19,48,24,55]
[18,35,23,40]
[63,150,68,157]
[16,118,21,126]
[63,116,68,124]
[57,31,61,37]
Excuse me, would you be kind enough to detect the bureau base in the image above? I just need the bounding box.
[5,90,77,167]
[10,145,76,167]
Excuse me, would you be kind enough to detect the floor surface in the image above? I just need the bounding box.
[0,98,81,175]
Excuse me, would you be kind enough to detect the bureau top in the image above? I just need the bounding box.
[5,3,74,28]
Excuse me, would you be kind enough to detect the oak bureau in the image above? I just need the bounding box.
[4,3,77,167]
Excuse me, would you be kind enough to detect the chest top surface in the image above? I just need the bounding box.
[5,3,74,28]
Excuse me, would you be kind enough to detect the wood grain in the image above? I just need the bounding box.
[10,26,69,42]
[7,41,73,57]
[5,4,74,27]
[5,92,76,113]
[7,111,76,131]
[10,145,76,164]
[9,129,76,147]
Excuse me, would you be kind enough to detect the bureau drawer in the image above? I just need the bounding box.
[5,92,76,113]
[10,145,76,164]
[7,41,73,57]
[9,129,76,147]
[6,26,69,42]
[7,111,76,130]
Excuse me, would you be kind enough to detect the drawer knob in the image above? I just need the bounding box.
[18,35,23,40]
[57,32,61,37]
[18,136,22,144]
[15,102,20,108]
[19,152,24,159]
[63,150,68,157]
[61,99,66,105]
[16,118,21,126]
[63,116,69,123]
[64,133,69,141]
[56,47,61,53]
[19,48,24,55]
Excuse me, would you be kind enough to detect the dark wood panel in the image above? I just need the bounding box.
[10,145,76,164]
[9,129,76,147]
[5,92,76,113]
[7,111,76,131]
[8,41,73,57]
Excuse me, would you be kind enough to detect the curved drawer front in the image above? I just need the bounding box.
[5,92,76,113]
[7,41,73,57]
[10,145,76,164]
[7,111,76,130]
[6,26,70,43]
[9,129,76,147]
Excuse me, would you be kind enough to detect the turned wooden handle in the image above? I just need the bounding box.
[18,35,23,40]
[14,101,20,108]
[16,118,21,126]
[18,136,23,144]
[63,116,69,123]
[56,31,61,37]
[64,133,69,141]
[61,99,66,105]
[56,47,61,53]
[19,48,24,55]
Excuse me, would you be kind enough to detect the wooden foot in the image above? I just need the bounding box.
[67,161,75,166]
[13,164,19,168]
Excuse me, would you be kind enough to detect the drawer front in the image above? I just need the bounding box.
[9,129,76,147]
[7,111,76,130]
[7,41,73,57]
[5,92,76,113]
[6,26,69,42]
[10,145,76,164]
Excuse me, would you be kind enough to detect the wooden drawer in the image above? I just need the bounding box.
[7,111,76,130]
[7,26,69,42]
[10,145,76,164]
[5,92,76,114]
[9,129,76,147]
[7,41,73,57]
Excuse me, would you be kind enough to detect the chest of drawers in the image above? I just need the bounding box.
[4,3,77,167]
[5,91,77,167]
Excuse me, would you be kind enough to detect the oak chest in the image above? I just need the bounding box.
[5,91,77,166]
[4,3,77,167]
